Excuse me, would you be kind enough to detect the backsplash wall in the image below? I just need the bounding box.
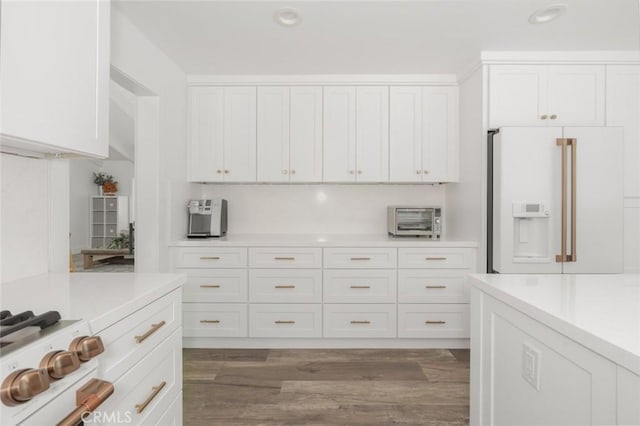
[198,184,446,235]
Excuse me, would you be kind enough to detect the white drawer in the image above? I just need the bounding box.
[324,248,397,269]
[156,392,182,426]
[173,247,247,268]
[96,330,182,425]
[398,248,473,269]
[323,304,397,338]
[97,289,180,382]
[249,247,322,268]
[249,304,322,338]
[180,268,247,303]
[323,269,397,303]
[398,304,469,338]
[249,269,322,303]
[183,303,247,337]
[398,269,470,303]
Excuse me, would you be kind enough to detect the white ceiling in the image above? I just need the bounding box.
[114,0,640,75]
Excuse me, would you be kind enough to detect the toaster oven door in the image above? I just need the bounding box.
[395,208,433,235]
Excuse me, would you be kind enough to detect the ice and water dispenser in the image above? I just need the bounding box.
[512,203,550,261]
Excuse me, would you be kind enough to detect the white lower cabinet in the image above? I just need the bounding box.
[183,303,248,337]
[181,268,247,303]
[398,304,469,338]
[324,304,397,338]
[398,269,469,303]
[156,392,183,426]
[249,304,322,338]
[323,269,397,303]
[249,269,322,303]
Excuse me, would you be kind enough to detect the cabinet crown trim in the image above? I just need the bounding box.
[188,74,458,85]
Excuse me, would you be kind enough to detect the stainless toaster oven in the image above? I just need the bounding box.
[387,206,442,238]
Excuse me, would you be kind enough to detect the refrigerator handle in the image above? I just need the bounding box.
[569,138,577,262]
[555,138,577,263]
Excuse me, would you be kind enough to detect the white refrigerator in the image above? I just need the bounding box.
[489,127,624,274]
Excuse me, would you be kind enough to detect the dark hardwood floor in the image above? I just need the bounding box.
[183,348,470,425]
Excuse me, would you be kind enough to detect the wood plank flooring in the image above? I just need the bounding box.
[183,349,470,425]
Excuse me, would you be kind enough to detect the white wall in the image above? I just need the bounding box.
[1,154,50,282]
[111,8,189,271]
[198,184,446,235]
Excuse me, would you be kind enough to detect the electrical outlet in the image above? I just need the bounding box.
[522,343,541,391]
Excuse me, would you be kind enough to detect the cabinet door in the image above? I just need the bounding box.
[488,65,547,127]
[0,0,109,157]
[389,86,423,182]
[224,87,257,182]
[606,65,640,198]
[422,86,458,182]
[257,87,290,182]
[356,87,389,182]
[547,65,605,126]
[323,86,357,182]
[290,87,323,182]
[188,87,224,182]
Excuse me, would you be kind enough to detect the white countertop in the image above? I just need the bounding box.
[469,274,640,375]
[170,233,478,248]
[0,273,186,333]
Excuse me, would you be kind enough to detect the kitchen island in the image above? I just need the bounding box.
[469,274,640,426]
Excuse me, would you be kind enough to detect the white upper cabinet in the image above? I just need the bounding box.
[489,65,605,127]
[257,87,322,182]
[0,0,110,157]
[389,86,458,183]
[188,86,256,182]
[324,86,389,182]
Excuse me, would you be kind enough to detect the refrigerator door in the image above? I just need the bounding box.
[493,127,563,273]
[561,127,624,273]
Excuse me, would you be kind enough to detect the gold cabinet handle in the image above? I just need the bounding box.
[275,320,295,324]
[425,320,446,324]
[200,320,220,324]
[350,285,370,289]
[57,379,114,426]
[134,321,166,344]
[199,256,220,260]
[416,170,422,174]
[275,285,295,289]
[540,114,548,120]
[550,114,557,120]
[350,257,371,261]
[425,285,447,289]
[274,257,295,260]
[350,320,371,324]
[425,257,447,261]
[200,284,221,288]
[135,381,166,414]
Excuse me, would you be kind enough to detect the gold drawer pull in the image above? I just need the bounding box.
[350,257,371,261]
[275,320,295,324]
[135,381,166,414]
[275,285,296,289]
[425,257,447,261]
[200,284,221,288]
[426,285,447,289]
[200,320,220,324]
[134,321,166,344]
[350,320,371,324]
[425,320,446,324]
[274,257,295,260]
[350,285,371,289]
[200,256,220,260]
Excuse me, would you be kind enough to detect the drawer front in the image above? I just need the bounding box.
[398,304,469,338]
[249,304,322,338]
[249,269,322,303]
[323,304,397,338]
[398,248,473,269]
[323,269,397,303]
[97,330,182,425]
[324,248,397,269]
[180,268,247,303]
[398,269,470,303]
[249,248,322,268]
[183,303,247,337]
[156,392,182,426]
[174,247,247,268]
[97,290,180,382]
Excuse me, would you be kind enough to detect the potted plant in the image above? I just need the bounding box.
[93,172,118,196]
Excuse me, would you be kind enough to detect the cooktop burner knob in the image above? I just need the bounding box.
[39,350,81,379]
[69,336,105,362]
[1,368,50,406]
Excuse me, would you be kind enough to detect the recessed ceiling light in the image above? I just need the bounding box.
[528,4,567,24]
[274,7,302,27]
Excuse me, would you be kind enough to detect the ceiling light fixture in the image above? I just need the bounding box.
[274,7,302,27]
[528,4,567,24]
